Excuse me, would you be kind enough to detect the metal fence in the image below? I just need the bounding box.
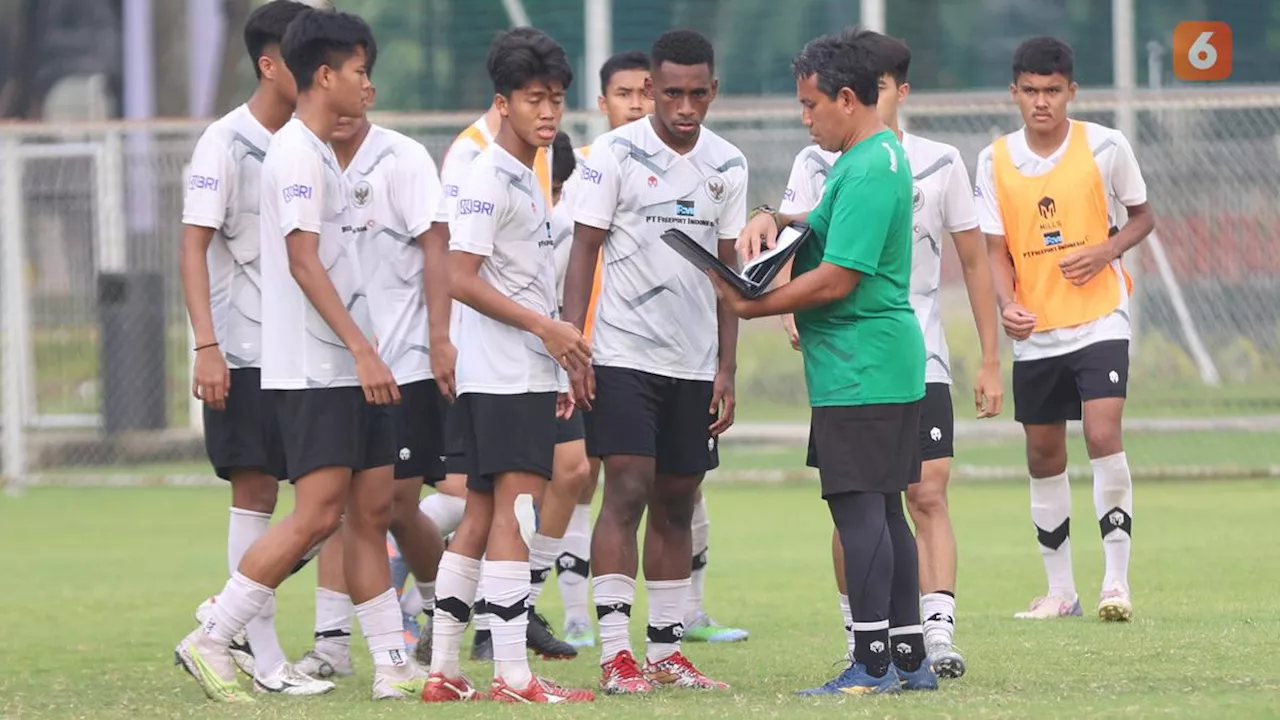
[2,85,1279,486]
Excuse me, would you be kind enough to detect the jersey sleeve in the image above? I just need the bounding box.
[779,149,821,214]
[448,169,507,257]
[822,170,894,276]
[273,143,325,235]
[941,151,980,233]
[569,137,621,231]
[393,142,444,238]
[974,146,1004,236]
[717,158,749,241]
[182,129,233,230]
[1107,131,1148,207]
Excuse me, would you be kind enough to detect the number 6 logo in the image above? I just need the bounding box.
[1173,21,1232,81]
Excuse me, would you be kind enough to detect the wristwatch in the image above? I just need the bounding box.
[749,204,781,228]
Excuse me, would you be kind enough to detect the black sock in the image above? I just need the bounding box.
[891,630,927,672]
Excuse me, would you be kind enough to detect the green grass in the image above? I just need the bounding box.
[2,478,1279,719]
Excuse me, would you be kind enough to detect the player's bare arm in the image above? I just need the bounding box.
[1059,202,1155,286]
[710,238,740,436]
[422,221,457,400]
[179,224,231,410]
[985,232,1036,341]
[285,228,399,405]
[952,226,1004,417]
[560,222,606,406]
[449,250,590,372]
[709,260,861,321]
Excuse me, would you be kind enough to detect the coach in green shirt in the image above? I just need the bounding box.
[710,28,927,696]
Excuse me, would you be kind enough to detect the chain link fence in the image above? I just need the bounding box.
[2,86,1279,485]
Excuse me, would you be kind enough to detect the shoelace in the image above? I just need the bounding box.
[610,653,646,681]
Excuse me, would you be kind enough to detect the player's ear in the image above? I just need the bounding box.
[258,54,273,81]
[838,86,857,115]
[365,85,377,110]
[494,93,509,117]
[709,77,719,103]
[643,76,654,98]
[1067,81,1078,101]
[898,82,910,103]
[597,94,608,114]
[1008,82,1018,100]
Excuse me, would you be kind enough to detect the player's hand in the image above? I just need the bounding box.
[537,319,591,373]
[781,313,800,351]
[706,271,754,319]
[974,359,1004,419]
[735,211,779,263]
[569,364,596,411]
[356,346,401,406]
[430,339,458,402]
[1001,302,1037,341]
[1059,244,1116,286]
[556,392,575,420]
[192,345,231,411]
[709,369,736,437]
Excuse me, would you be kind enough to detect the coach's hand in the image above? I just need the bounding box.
[430,339,458,402]
[781,313,800,351]
[1001,302,1037,341]
[706,272,754,319]
[537,319,591,373]
[569,365,596,411]
[1059,244,1115,286]
[736,210,779,262]
[192,345,230,411]
[556,392,575,420]
[356,346,401,406]
[709,369,736,437]
[974,359,1004,419]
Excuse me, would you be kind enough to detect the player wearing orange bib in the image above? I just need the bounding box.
[976,37,1154,622]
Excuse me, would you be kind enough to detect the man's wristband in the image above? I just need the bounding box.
[194,342,219,352]
[748,204,779,224]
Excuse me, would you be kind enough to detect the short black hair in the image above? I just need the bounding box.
[864,33,911,85]
[486,27,574,97]
[650,29,715,74]
[791,27,880,106]
[243,0,312,79]
[281,10,377,92]
[599,50,650,92]
[552,132,577,186]
[1012,36,1074,83]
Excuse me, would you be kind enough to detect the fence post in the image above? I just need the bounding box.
[2,133,30,494]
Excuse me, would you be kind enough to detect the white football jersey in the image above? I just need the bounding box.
[259,118,372,390]
[344,124,443,385]
[448,143,565,395]
[571,119,748,381]
[549,147,590,305]
[975,121,1147,361]
[779,133,978,384]
[181,104,273,368]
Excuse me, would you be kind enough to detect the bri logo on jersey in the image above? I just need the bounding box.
[282,184,313,202]
[189,174,220,192]
[782,187,796,203]
[444,184,460,197]
[458,198,495,216]
[676,199,696,217]
[579,165,604,185]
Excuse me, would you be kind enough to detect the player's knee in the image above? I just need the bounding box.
[553,454,592,498]
[347,493,394,535]
[907,480,947,521]
[599,462,649,526]
[649,485,697,531]
[1082,424,1123,459]
[303,503,345,546]
[230,471,279,514]
[1026,439,1068,478]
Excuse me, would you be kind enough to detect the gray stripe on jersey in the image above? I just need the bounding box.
[608,137,666,176]
[802,148,833,175]
[713,156,747,173]
[912,154,953,182]
[926,350,950,378]
[224,350,252,367]
[626,283,676,309]
[1093,138,1116,157]
[376,226,413,247]
[496,166,536,201]
[230,132,266,163]
[916,227,941,257]
[352,147,397,178]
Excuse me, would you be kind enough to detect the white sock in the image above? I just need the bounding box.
[415,580,436,618]
[485,560,533,690]
[354,588,409,670]
[204,572,272,646]
[474,564,491,633]
[839,593,856,657]
[686,497,710,625]
[430,551,481,677]
[401,584,422,616]
[313,587,353,661]
[227,508,288,676]
[594,573,635,664]
[645,578,690,664]
[1030,471,1076,601]
[1092,452,1133,594]
[420,493,466,537]
[527,533,560,607]
[921,592,956,648]
[557,504,592,625]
